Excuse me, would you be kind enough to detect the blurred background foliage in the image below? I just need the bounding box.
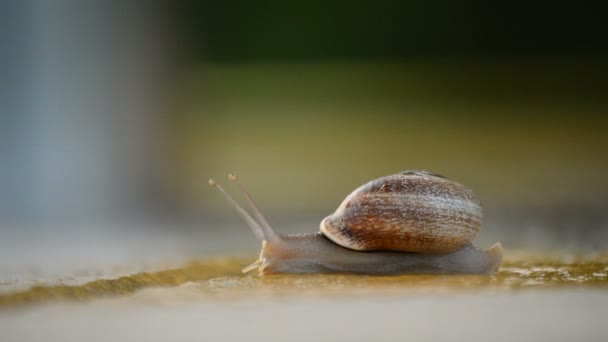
[184,1,605,61]
[1,0,607,254]
[169,1,608,219]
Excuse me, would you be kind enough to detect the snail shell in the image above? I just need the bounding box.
[319,170,482,253]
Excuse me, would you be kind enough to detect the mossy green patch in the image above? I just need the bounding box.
[1,254,606,308]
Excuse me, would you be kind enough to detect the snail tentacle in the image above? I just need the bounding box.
[228,173,281,243]
[209,176,281,243]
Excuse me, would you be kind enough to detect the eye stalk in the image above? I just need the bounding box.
[227,173,280,242]
[209,173,280,243]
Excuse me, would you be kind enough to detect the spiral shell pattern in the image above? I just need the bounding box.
[319,170,482,253]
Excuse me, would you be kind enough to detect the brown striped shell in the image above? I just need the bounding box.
[319,170,482,253]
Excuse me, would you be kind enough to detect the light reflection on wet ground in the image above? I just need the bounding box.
[1,252,607,308]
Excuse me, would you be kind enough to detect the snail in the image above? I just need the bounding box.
[209,171,503,276]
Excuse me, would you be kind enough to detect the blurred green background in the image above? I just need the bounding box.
[1,1,607,268]
[169,1,608,222]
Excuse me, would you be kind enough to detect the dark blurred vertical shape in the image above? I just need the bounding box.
[0,0,175,224]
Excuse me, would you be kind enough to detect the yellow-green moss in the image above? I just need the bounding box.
[1,255,607,308]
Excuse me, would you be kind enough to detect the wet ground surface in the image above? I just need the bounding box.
[0,225,607,341]
[1,252,607,307]
[0,253,607,342]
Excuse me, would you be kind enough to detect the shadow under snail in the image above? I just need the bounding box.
[209,170,503,276]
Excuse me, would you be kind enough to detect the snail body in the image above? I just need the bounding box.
[210,171,502,276]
